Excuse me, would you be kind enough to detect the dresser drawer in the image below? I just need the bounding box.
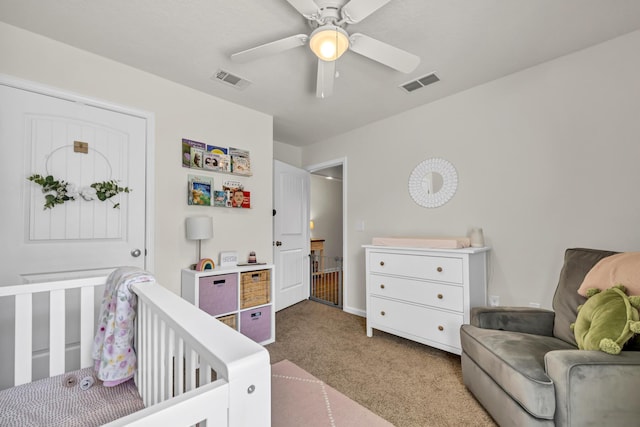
[369,275,463,312]
[198,273,238,316]
[369,297,463,350]
[369,252,463,283]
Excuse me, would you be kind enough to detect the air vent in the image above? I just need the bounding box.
[400,72,440,93]
[211,69,251,90]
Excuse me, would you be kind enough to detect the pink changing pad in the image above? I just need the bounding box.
[371,236,471,249]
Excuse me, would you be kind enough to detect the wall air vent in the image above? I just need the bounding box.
[400,72,440,93]
[212,69,251,90]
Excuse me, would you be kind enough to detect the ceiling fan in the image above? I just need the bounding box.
[231,0,420,98]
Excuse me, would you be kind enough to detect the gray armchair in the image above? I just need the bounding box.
[460,248,640,426]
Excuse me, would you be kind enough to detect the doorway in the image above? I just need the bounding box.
[307,159,345,309]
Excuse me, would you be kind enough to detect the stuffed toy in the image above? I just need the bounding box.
[571,284,640,355]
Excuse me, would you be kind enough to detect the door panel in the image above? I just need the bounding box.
[0,81,149,390]
[0,84,147,284]
[273,160,309,311]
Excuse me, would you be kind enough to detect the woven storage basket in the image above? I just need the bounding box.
[216,313,237,330]
[240,269,270,309]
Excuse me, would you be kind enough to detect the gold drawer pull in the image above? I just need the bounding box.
[381,311,386,316]
[380,261,385,266]
[438,325,444,331]
[436,266,443,273]
[380,284,385,289]
[437,293,443,299]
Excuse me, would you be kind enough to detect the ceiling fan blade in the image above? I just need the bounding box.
[285,0,320,19]
[316,59,335,98]
[231,34,308,63]
[341,0,392,23]
[349,33,420,73]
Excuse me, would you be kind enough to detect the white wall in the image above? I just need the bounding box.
[273,140,302,168]
[310,174,343,262]
[0,23,274,295]
[303,30,640,314]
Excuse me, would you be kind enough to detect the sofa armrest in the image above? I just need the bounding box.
[470,306,555,336]
[545,350,640,426]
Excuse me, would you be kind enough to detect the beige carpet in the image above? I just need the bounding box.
[267,300,496,427]
[272,359,394,427]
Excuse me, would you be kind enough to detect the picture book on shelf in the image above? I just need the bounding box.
[213,190,227,207]
[222,180,250,208]
[203,152,220,170]
[229,147,251,175]
[188,175,212,206]
[182,138,206,168]
[190,147,204,169]
[206,145,231,172]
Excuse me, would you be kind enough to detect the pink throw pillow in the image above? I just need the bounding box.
[577,252,640,296]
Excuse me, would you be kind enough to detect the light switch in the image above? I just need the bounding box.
[356,220,365,232]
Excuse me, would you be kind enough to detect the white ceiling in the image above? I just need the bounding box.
[1,0,640,147]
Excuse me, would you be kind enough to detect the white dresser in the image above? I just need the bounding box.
[364,245,489,355]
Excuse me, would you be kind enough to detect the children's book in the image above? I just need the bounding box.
[182,138,206,168]
[190,147,204,169]
[229,147,251,175]
[206,145,231,172]
[238,191,251,208]
[188,175,212,206]
[213,190,227,207]
[222,180,249,208]
[203,152,220,170]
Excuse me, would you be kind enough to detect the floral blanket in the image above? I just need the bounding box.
[92,267,155,386]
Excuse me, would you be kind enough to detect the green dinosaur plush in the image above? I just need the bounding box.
[570,284,640,354]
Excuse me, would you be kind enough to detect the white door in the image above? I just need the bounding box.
[273,160,310,311]
[0,83,148,284]
[0,81,150,389]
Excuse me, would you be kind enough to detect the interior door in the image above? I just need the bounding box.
[0,81,149,389]
[0,83,148,284]
[273,160,310,311]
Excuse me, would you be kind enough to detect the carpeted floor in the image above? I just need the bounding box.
[266,299,497,427]
[272,359,394,427]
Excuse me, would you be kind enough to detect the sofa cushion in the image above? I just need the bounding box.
[552,248,618,346]
[460,324,575,419]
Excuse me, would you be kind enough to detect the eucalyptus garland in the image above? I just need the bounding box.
[27,174,131,210]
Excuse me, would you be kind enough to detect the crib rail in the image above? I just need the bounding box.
[0,276,271,427]
[0,276,104,387]
[123,281,271,427]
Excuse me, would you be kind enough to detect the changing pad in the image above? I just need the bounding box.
[371,236,471,249]
[0,367,145,426]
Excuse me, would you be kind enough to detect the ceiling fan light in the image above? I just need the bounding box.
[309,26,349,61]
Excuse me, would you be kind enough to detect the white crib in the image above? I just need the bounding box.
[0,276,271,426]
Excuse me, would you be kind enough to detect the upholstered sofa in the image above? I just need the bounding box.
[460,248,640,426]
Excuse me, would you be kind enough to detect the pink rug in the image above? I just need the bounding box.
[271,360,394,427]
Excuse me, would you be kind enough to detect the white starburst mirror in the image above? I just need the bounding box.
[408,158,458,208]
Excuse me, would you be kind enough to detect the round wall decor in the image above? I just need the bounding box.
[408,158,458,208]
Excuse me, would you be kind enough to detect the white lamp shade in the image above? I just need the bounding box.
[186,216,213,240]
[309,26,349,61]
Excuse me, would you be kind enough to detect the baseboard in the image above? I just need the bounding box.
[343,305,365,317]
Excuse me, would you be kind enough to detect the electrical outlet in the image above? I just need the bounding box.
[529,302,541,308]
[489,295,500,307]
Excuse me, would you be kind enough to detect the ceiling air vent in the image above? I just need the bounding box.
[400,72,440,93]
[212,69,251,90]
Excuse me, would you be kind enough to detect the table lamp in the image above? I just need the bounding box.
[185,216,213,264]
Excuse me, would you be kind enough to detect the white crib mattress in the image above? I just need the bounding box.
[371,236,471,249]
[0,367,145,426]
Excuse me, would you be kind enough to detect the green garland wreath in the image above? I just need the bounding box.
[28,174,131,210]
